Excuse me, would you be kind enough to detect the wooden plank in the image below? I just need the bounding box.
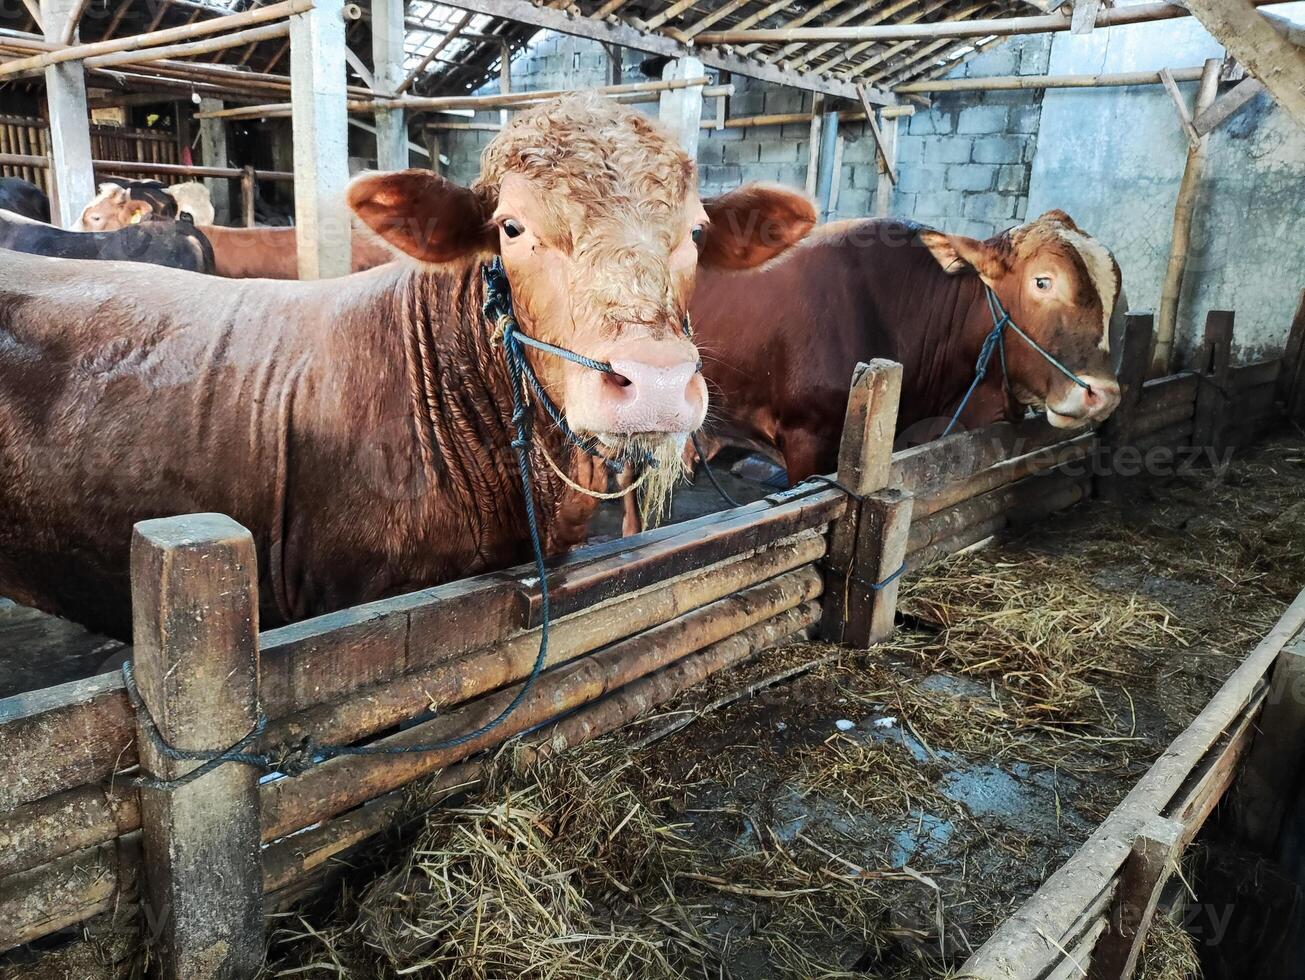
[1089,816,1183,980]
[962,588,1305,979]
[131,514,263,980]
[1182,0,1305,129]
[1071,0,1101,34]
[1278,288,1305,424]
[875,114,898,216]
[839,489,913,646]
[0,672,133,812]
[1191,310,1234,453]
[1231,636,1305,852]
[1098,312,1155,501]
[1139,372,1199,415]
[1230,358,1281,390]
[858,86,896,183]
[518,483,844,627]
[1158,67,1201,147]
[0,834,140,953]
[0,782,137,878]
[1194,76,1266,135]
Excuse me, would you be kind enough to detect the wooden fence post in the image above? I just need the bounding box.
[820,359,913,648]
[1191,310,1234,456]
[1097,312,1154,502]
[240,165,256,227]
[1089,815,1183,980]
[131,513,263,980]
[1277,288,1305,425]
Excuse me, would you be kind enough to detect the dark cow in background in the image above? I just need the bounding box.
[0,178,50,223]
[0,209,214,272]
[689,210,1123,484]
[0,94,813,639]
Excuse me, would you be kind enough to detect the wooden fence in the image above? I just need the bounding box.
[0,115,181,194]
[1,295,1304,978]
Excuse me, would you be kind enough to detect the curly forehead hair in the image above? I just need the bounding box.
[472,93,695,216]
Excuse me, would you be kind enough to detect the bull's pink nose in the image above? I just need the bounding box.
[599,358,703,433]
[1083,379,1121,415]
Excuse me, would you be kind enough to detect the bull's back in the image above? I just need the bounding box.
[0,252,353,633]
[201,225,396,279]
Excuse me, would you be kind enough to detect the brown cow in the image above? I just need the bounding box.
[0,94,813,638]
[198,224,395,278]
[688,211,1123,484]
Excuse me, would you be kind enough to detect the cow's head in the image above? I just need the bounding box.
[920,210,1122,429]
[348,93,816,509]
[73,183,155,233]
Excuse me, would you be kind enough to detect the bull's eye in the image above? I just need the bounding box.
[691,224,704,246]
[1034,276,1052,292]
[501,219,525,240]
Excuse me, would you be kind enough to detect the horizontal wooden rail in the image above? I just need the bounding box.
[1,599,823,945]
[260,564,825,841]
[0,152,294,182]
[962,588,1305,977]
[0,484,842,811]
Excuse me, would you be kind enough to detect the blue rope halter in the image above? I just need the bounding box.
[941,285,1091,437]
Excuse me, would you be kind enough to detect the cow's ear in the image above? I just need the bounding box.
[917,229,1007,281]
[126,200,151,225]
[347,169,495,263]
[699,183,816,270]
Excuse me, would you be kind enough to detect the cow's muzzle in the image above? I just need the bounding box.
[1046,374,1121,428]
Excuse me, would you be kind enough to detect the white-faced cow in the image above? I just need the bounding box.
[687,210,1124,483]
[0,94,814,637]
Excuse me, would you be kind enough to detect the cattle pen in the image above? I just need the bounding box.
[0,0,1304,978]
[0,295,1302,979]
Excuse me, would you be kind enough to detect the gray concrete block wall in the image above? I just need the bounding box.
[886,35,1052,238]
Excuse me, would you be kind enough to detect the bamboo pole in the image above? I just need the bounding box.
[0,151,294,182]
[1154,59,1221,377]
[84,22,291,70]
[695,0,1284,44]
[196,74,719,121]
[895,65,1206,93]
[0,0,312,79]
[398,8,471,95]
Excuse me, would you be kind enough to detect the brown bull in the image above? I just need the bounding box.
[0,95,814,638]
[688,210,1123,483]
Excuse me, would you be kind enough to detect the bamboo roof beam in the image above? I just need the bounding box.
[696,0,1287,44]
[793,0,922,73]
[0,0,310,80]
[680,0,752,40]
[438,0,892,101]
[741,0,846,58]
[893,64,1207,92]
[808,0,959,76]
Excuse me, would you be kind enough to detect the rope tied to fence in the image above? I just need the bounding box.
[941,286,1091,437]
[121,258,717,792]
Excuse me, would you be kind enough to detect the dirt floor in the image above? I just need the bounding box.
[9,432,1305,979]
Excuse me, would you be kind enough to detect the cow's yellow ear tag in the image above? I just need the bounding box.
[130,210,144,224]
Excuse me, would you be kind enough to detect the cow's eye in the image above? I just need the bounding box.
[691,224,704,246]
[1034,276,1052,292]
[501,219,525,240]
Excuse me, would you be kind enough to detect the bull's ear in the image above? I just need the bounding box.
[126,200,151,225]
[347,169,495,263]
[917,229,1007,281]
[700,183,816,270]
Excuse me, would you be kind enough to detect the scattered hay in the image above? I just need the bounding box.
[1136,913,1202,980]
[890,552,1189,728]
